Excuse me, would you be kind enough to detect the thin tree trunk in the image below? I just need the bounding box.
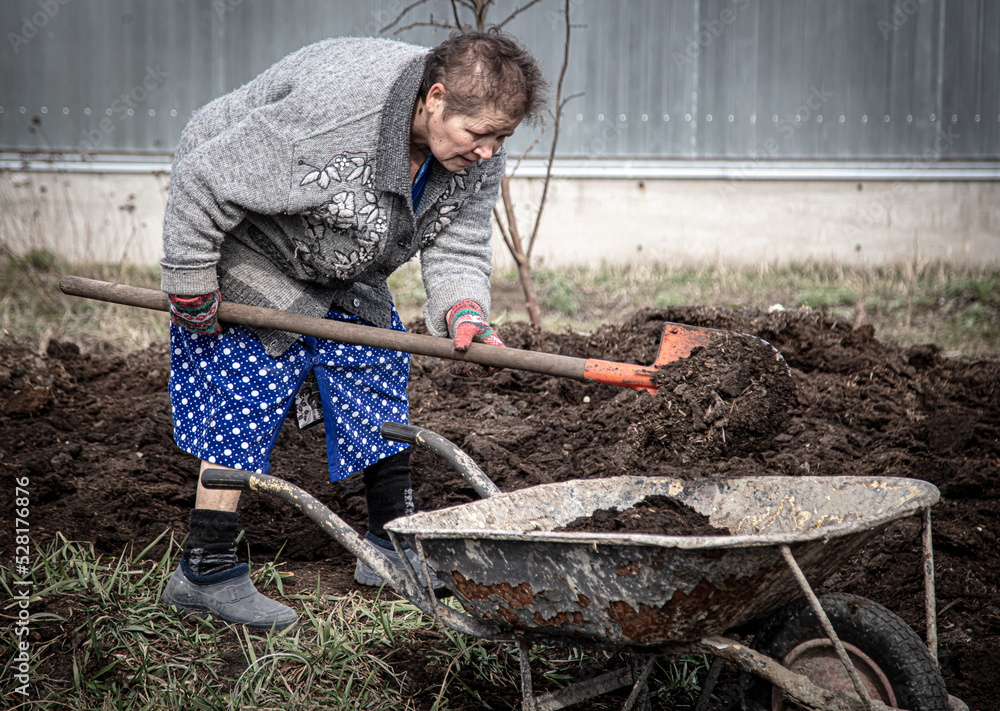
[499,176,542,326]
[528,0,574,260]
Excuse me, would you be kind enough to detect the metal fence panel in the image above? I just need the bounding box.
[1,0,996,161]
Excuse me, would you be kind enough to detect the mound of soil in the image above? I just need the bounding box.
[626,329,795,465]
[1,305,998,708]
[556,495,720,536]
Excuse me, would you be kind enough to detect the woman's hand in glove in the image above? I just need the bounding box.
[446,299,504,377]
[168,291,223,335]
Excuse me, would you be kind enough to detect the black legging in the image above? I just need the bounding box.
[362,447,414,538]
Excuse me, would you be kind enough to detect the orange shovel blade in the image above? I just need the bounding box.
[582,322,713,395]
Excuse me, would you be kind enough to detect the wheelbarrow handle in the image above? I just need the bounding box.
[201,468,251,491]
[204,467,499,639]
[380,422,422,445]
[381,422,502,499]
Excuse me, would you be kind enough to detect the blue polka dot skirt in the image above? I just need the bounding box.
[169,309,410,482]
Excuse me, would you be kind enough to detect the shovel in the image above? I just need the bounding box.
[59,276,781,396]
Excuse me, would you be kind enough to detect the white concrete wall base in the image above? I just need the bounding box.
[2,171,997,270]
[1,171,169,267]
[496,178,1000,270]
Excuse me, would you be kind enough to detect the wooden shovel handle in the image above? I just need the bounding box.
[59,276,594,381]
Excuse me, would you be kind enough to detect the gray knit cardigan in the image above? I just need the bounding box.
[160,37,502,357]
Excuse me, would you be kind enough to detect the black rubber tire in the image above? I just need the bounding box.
[743,593,950,711]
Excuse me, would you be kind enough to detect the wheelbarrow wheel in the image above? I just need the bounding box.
[743,593,949,711]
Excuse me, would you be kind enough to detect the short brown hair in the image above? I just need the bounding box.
[421,26,549,126]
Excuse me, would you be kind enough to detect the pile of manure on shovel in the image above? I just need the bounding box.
[625,329,796,468]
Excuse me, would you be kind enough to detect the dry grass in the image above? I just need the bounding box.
[3,249,998,359]
[0,248,166,354]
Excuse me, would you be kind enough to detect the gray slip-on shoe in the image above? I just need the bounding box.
[161,563,298,631]
[354,533,443,590]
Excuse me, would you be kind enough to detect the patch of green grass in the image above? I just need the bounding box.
[386,261,426,323]
[654,291,685,309]
[21,248,60,271]
[651,654,713,704]
[536,270,584,316]
[3,534,722,710]
[0,534,439,710]
[942,274,999,303]
[938,302,1000,348]
[794,286,858,309]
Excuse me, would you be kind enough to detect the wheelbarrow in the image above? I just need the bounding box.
[201,422,965,711]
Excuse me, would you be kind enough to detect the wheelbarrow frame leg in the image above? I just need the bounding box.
[622,654,655,711]
[519,641,537,711]
[779,544,876,711]
[922,505,938,664]
[695,637,897,711]
[516,644,657,711]
[693,656,725,711]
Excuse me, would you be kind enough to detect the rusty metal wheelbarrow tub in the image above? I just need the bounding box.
[385,474,937,648]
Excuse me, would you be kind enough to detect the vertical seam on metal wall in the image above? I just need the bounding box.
[690,0,700,156]
[935,0,947,159]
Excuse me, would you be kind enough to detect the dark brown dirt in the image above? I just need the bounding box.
[555,495,720,536]
[627,330,796,466]
[2,305,998,709]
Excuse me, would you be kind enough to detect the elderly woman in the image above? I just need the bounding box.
[159,28,547,629]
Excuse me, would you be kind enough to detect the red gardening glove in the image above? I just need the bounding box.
[168,291,223,335]
[446,300,504,377]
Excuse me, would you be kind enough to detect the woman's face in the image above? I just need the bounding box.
[421,84,521,172]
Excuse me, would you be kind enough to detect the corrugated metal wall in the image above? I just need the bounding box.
[1,0,997,161]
